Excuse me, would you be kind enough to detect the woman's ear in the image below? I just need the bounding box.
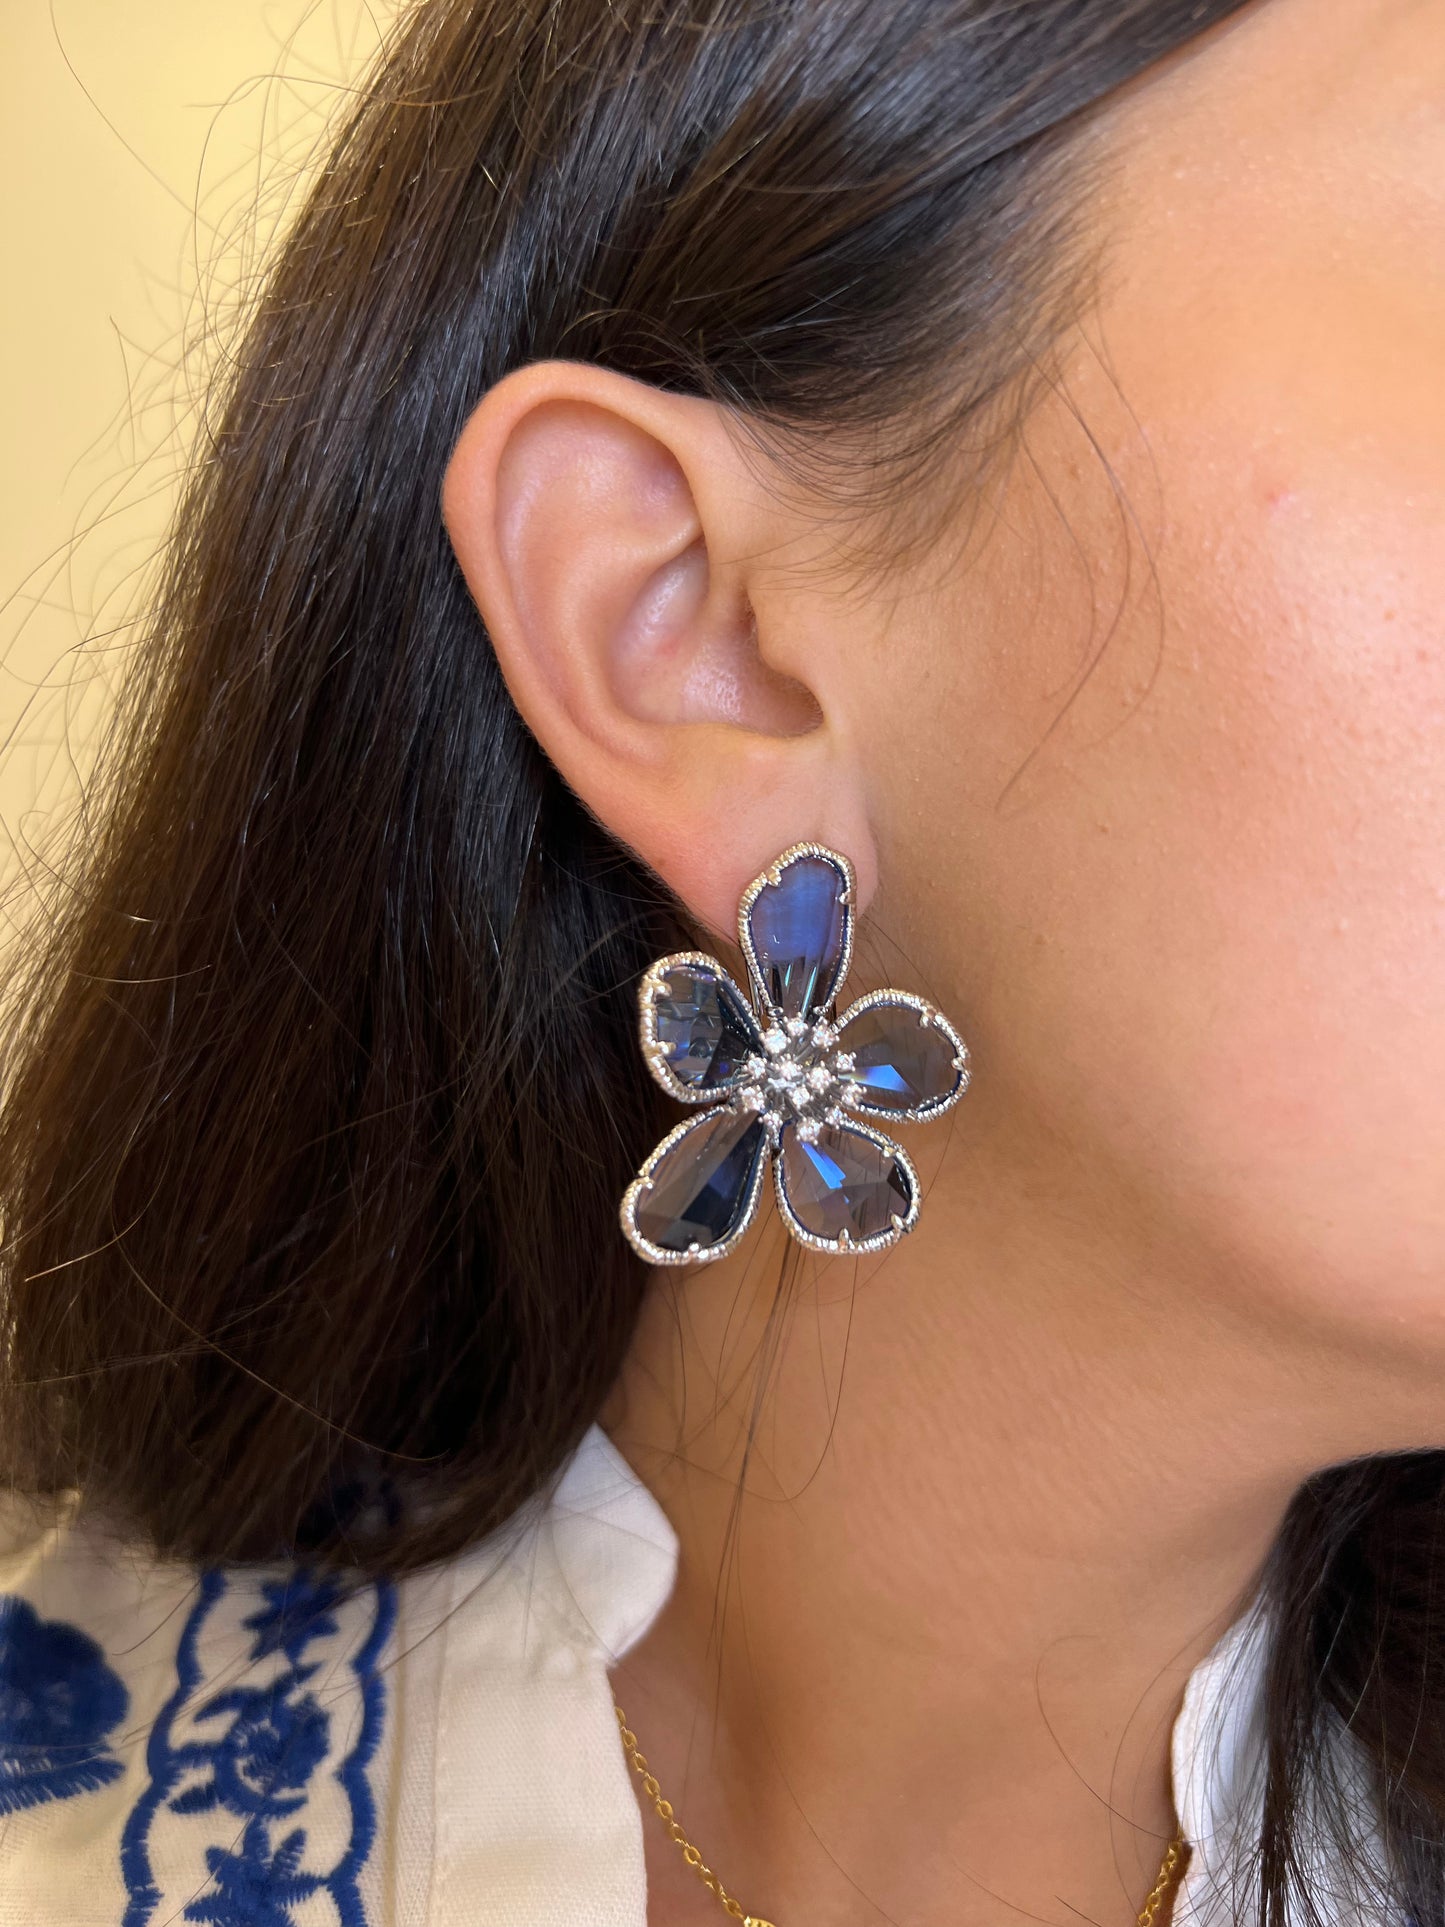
[441,360,877,936]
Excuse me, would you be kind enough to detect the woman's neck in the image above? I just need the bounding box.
[606,1100,1427,1926]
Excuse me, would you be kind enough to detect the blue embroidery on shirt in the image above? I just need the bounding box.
[120,1565,397,1927]
[243,1573,344,1665]
[184,1821,324,1927]
[0,1593,129,1813]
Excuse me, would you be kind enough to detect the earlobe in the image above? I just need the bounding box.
[441,361,875,934]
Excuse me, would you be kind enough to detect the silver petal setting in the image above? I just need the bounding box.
[831,989,971,1124]
[638,951,763,1105]
[621,1107,771,1266]
[774,1117,920,1255]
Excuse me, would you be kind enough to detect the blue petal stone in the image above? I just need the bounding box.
[652,964,760,1092]
[746,853,848,1019]
[777,1121,912,1244]
[838,1002,963,1113]
[634,1111,767,1255]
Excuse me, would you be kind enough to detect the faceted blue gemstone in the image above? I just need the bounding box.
[777,1121,912,1244]
[633,1110,768,1255]
[838,1001,963,1114]
[652,964,760,1092]
[746,853,848,1019]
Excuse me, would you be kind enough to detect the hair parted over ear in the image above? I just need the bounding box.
[442,363,869,936]
[11,1,1437,1916]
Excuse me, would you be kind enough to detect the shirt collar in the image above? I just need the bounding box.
[1170,1594,1392,1926]
[1170,1600,1273,1924]
[513,1422,678,1663]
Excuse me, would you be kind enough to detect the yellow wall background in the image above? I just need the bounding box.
[0,1,397,922]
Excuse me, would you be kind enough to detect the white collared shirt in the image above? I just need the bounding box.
[0,1426,1390,1925]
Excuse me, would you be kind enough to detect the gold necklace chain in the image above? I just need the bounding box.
[614,1705,775,1927]
[615,1702,1189,1927]
[1137,1833,1189,1927]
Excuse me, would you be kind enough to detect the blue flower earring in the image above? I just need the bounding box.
[620,843,970,1264]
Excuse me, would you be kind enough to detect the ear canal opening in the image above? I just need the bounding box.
[631,583,823,738]
[738,602,824,738]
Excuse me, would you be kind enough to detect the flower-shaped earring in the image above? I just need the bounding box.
[620,843,970,1264]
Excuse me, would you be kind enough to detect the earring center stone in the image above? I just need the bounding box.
[733,1014,856,1142]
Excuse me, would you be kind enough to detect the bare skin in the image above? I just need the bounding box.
[442,0,1445,1918]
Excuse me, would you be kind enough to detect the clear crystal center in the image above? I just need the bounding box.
[732,1019,854,1140]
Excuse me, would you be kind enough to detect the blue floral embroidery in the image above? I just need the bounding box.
[243,1574,344,1664]
[0,1594,129,1813]
[121,1566,397,1927]
[167,1685,333,1821]
[184,1822,325,1927]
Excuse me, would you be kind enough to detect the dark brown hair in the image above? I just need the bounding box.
[3,1,1441,1918]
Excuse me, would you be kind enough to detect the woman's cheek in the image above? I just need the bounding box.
[1115,413,1445,1329]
